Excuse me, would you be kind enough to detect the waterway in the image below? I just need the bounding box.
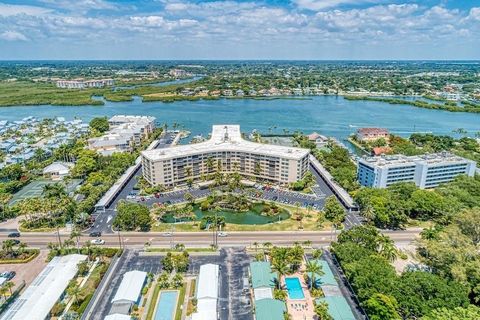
[1,96,479,143]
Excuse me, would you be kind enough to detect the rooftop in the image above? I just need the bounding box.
[0,254,87,320]
[360,152,476,167]
[254,298,286,320]
[250,261,277,289]
[111,270,147,304]
[142,125,310,161]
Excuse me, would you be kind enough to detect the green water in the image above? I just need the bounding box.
[162,204,290,225]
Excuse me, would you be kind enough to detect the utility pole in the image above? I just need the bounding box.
[117,229,122,249]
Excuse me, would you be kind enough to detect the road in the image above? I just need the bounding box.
[88,132,177,234]
[0,229,421,249]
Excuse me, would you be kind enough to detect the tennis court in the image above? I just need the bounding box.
[9,179,82,206]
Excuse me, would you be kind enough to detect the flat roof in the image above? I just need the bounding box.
[360,152,476,168]
[250,261,276,289]
[104,314,132,320]
[255,298,286,320]
[317,296,356,320]
[112,270,147,304]
[196,264,219,300]
[1,254,87,320]
[142,125,310,161]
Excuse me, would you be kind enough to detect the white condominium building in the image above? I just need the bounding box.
[141,125,310,187]
[88,115,156,156]
[357,152,476,189]
[56,79,114,89]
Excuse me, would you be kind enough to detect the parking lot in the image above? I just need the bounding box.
[88,248,254,320]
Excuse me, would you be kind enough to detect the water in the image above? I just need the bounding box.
[154,290,178,320]
[285,277,305,300]
[162,204,290,225]
[1,96,479,143]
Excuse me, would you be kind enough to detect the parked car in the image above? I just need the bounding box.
[90,239,105,245]
[7,232,20,238]
[0,271,16,280]
[89,231,101,237]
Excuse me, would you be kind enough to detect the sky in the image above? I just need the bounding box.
[0,0,479,60]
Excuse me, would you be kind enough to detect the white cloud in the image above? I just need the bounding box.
[293,0,381,11]
[0,2,51,16]
[0,30,28,41]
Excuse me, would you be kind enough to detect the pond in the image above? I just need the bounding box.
[161,203,290,225]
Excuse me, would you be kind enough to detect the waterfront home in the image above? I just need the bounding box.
[356,128,390,142]
[307,132,329,147]
[222,89,233,96]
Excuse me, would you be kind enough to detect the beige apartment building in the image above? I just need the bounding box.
[141,125,310,187]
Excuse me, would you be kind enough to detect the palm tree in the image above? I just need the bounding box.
[206,157,214,174]
[67,285,81,306]
[70,229,81,253]
[0,286,7,301]
[305,260,324,290]
[376,234,398,262]
[18,242,27,255]
[362,205,375,223]
[3,281,14,296]
[271,260,289,290]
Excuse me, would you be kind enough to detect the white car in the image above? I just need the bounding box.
[163,232,172,237]
[218,232,228,237]
[90,239,105,245]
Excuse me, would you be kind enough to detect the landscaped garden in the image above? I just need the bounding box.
[150,192,331,232]
[0,240,39,264]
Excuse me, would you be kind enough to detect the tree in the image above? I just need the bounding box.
[376,234,398,262]
[172,274,184,288]
[305,260,324,289]
[89,117,109,133]
[183,192,194,204]
[393,271,470,319]
[3,281,14,295]
[421,305,480,320]
[67,285,81,306]
[314,301,333,320]
[322,196,345,222]
[271,260,289,289]
[364,293,401,320]
[113,201,152,231]
[42,183,67,199]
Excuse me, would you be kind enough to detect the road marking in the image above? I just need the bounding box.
[107,216,112,223]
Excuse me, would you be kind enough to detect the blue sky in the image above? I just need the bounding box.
[0,0,479,60]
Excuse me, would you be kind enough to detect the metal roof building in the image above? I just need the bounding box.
[104,314,132,320]
[254,298,286,320]
[111,270,147,305]
[250,261,276,301]
[192,264,219,320]
[0,254,87,320]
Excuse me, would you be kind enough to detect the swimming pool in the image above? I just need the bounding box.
[154,290,179,320]
[285,277,305,300]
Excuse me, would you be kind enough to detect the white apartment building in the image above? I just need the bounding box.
[88,115,155,156]
[141,125,310,187]
[56,79,114,89]
[358,152,476,189]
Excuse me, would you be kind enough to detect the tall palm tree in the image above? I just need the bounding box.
[376,234,398,262]
[3,281,14,295]
[305,260,324,289]
[362,205,375,223]
[67,285,81,306]
[271,260,289,290]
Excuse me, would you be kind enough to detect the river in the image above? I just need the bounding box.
[1,96,479,143]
